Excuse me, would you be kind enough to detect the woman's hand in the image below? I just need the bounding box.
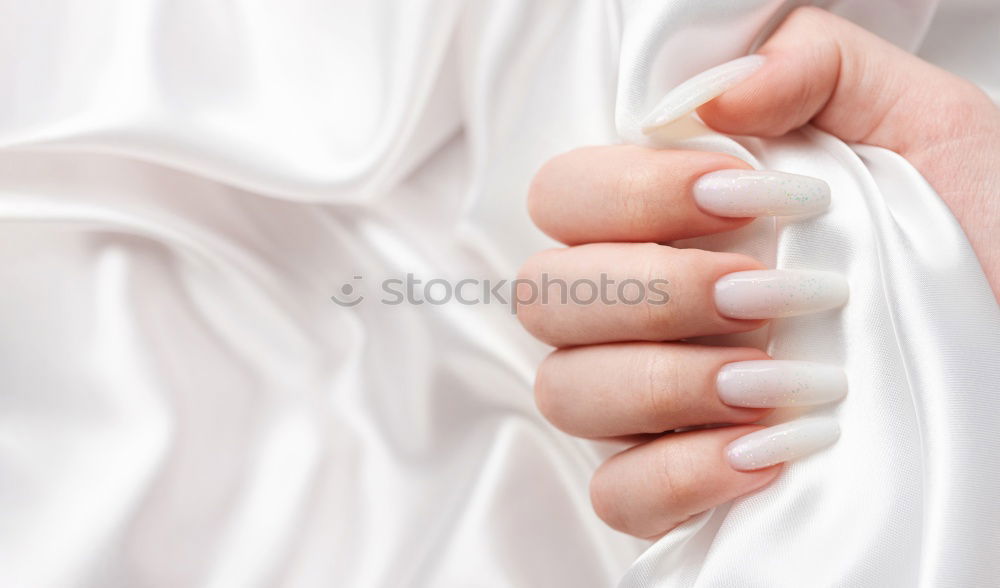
[517,6,1000,539]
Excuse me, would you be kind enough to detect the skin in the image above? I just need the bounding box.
[518,7,1000,539]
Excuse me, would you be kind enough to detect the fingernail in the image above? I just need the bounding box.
[726,417,840,471]
[693,170,830,218]
[714,270,849,320]
[717,360,847,408]
[640,54,766,133]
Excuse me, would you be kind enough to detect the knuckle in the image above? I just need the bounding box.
[773,7,846,60]
[589,463,630,533]
[533,353,571,430]
[610,155,663,234]
[591,441,699,537]
[655,441,699,509]
[514,248,574,345]
[641,246,684,336]
[636,349,680,432]
[527,156,562,225]
[787,5,838,30]
[527,148,592,228]
[513,253,549,331]
[515,250,544,283]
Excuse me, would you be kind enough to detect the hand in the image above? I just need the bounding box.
[517,6,1000,539]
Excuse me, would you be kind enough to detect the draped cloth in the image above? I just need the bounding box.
[1,1,998,586]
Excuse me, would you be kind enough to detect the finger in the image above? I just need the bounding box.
[528,146,751,245]
[536,343,772,437]
[529,146,831,246]
[590,426,780,538]
[516,243,849,347]
[516,243,765,347]
[696,6,994,151]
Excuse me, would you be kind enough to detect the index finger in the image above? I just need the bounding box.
[528,145,830,245]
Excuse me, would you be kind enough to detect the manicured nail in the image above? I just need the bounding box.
[693,170,830,218]
[717,360,847,408]
[714,270,848,320]
[726,417,840,471]
[640,54,765,133]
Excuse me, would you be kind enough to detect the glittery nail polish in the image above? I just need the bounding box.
[693,170,830,218]
[726,417,840,471]
[714,269,849,320]
[717,360,847,408]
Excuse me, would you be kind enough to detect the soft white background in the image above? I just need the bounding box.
[1,1,998,587]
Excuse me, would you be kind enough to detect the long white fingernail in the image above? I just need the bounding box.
[726,417,840,471]
[640,54,766,133]
[693,170,830,217]
[717,361,847,408]
[714,270,849,320]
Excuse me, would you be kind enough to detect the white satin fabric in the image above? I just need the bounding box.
[1,1,998,587]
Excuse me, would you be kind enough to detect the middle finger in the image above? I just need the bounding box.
[516,243,848,347]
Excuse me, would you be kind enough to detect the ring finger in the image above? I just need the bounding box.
[536,342,847,438]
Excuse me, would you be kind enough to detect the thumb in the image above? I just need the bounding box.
[695,6,994,159]
[689,6,1000,297]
